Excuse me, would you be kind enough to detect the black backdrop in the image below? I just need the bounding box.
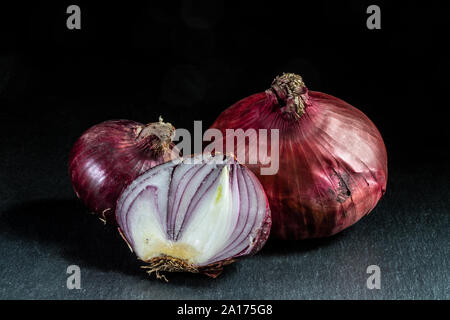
[2,0,449,159]
[0,1,449,299]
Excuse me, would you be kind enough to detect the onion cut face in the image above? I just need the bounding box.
[116,153,271,279]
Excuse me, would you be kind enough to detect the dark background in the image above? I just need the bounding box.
[0,1,448,299]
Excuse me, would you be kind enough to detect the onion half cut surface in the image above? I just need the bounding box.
[116,153,271,279]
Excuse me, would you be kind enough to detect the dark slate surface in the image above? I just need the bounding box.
[1,155,448,299]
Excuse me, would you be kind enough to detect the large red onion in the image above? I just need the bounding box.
[116,153,271,279]
[69,118,179,223]
[209,73,387,239]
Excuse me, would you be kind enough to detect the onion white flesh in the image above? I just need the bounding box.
[116,153,271,279]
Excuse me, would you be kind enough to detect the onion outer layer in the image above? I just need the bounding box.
[209,73,388,239]
[69,118,179,223]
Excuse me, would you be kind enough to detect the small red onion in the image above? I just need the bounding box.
[69,118,179,223]
[116,153,271,280]
[210,73,388,239]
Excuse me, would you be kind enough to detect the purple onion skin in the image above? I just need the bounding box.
[69,119,178,223]
[210,73,387,239]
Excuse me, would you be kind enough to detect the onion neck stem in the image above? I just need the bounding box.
[270,73,308,118]
[136,117,175,154]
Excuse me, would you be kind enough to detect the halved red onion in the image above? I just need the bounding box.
[116,153,271,279]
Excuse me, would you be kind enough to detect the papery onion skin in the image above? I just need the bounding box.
[116,153,271,279]
[69,118,179,223]
[209,73,387,239]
